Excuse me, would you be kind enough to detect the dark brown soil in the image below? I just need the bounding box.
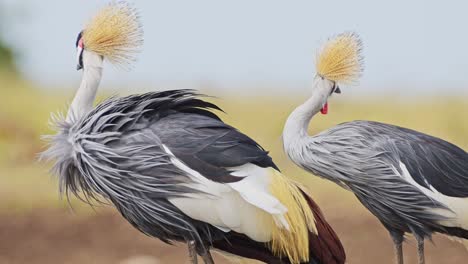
[0,208,466,264]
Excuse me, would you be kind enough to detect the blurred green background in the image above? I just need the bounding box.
[1,1,468,264]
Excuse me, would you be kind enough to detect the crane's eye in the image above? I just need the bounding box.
[330,83,341,95]
[330,82,341,96]
[334,85,341,94]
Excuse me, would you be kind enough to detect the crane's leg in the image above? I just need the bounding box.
[415,235,425,264]
[389,230,404,264]
[188,241,198,264]
[200,251,215,264]
[194,241,215,264]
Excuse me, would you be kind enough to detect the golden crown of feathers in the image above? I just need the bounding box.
[81,1,144,66]
[316,32,364,84]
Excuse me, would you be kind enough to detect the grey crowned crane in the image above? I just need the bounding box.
[42,2,345,264]
[282,32,468,264]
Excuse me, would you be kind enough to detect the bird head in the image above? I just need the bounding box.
[75,1,143,71]
[313,32,364,114]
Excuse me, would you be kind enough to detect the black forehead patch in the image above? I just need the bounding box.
[75,31,83,48]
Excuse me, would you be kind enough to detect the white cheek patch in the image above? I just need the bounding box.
[76,47,83,64]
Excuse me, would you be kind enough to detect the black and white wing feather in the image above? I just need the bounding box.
[375,122,468,197]
[306,120,468,237]
[152,112,277,183]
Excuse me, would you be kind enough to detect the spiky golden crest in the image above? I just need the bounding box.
[268,168,317,264]
[316,32,364,84]
[82,1,143,67]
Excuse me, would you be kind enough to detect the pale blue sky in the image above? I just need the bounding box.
[2,0,468,93]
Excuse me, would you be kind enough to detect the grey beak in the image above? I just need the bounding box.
[77,64,83,70]
[334,86,341,94]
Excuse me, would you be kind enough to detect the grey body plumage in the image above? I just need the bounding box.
[286,120,468,237]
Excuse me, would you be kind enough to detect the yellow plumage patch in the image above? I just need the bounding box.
[316,32,364,83]
[82,1,143,67]
[268,168,316,264]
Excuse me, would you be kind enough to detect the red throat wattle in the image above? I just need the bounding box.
[320,102,328,115]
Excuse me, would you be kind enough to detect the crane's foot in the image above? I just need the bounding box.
[389,230,404,264]
[416,235,425,264]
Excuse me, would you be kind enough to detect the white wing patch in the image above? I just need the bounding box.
[228,164,289,229]
[396,161,468,230]
[162,145,288,243]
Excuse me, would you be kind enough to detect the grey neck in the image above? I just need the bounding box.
[282,77,333,150]
[66,51,103,122]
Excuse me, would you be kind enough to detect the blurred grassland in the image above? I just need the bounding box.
[0,76,467,216]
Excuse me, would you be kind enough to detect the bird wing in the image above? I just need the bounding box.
[360,121,468,198]
[144,102,295,240]
[303,120,468,235]
[134,91,333,261]
[88,89,277,183]
[359,121,468,232]
[151,112,277,183]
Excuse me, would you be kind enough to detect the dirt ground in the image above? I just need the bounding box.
[0,209,466,264]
